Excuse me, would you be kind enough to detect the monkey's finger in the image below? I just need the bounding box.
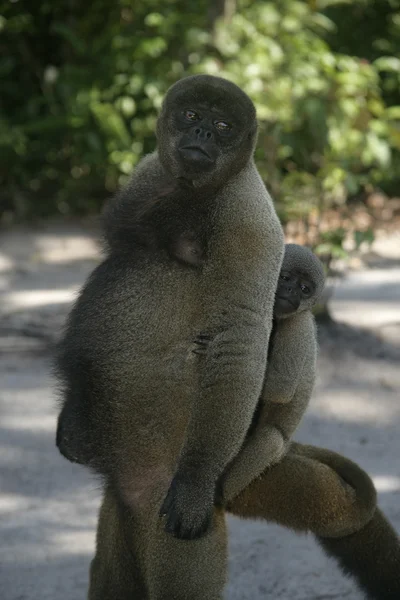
[164,507,213,540]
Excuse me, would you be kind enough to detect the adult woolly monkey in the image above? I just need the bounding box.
[56,77,400,600]
[55,74,284,599]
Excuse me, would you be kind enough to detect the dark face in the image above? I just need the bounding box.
[175,105,237,174]
[274,269,316,318]
[156,75,257,188]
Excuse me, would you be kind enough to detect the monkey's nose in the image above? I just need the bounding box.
[194,128,213,141]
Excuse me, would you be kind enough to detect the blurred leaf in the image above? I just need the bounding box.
[374,57,400,72]
[384,106,400,120]
[354,228,375,249]
[51,22,87,55]
[315,243,348,259]
[90,103,131,147]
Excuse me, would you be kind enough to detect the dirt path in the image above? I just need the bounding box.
[0,224,399,600]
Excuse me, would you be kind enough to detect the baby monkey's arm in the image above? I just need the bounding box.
[261,313,312,404]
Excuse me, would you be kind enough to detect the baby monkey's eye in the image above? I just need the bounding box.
[300,284,310,294]
[280,274,289,281]
[184,110,199,121]
[214,120,232,132]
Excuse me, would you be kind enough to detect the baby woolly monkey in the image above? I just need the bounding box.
[213,243,325,501]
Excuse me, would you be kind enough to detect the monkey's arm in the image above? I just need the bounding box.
[221,367,314,501]
[261,312,315,404]
[219,314,317,502]
[161,174,285,539]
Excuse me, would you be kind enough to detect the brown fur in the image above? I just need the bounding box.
[227,442,376,538]
[90,442,391,599]
[55,75,284,599]
[220,246,325,502]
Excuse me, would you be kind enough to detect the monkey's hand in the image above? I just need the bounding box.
[160,474,215,540]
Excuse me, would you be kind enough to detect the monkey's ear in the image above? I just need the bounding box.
[248,120,258,140]
[155,112,163,140]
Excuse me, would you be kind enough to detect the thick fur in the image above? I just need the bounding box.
[227,442,377,538]
[229,444,400,599]
[221,245,324,501]
[55,74,284,599]
[318,508,400,599]
[91,442,383,599]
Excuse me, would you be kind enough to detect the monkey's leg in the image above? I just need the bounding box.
[89,487,228,600]
[318,509,400,600]
[147,507,228,600]
[226,443,376,538]
[88,487,149,600]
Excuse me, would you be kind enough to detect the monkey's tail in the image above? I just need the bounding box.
[317,508,400,600]
[290,442,377,522]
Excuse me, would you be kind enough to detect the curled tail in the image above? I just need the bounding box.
[318,508,400,600]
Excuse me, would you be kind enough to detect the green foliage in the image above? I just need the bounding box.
[0,0,208,218]
[323,0,400,195]
[314,229,349,261]
[1,0,400,226]
[314,227,375,269]
[194,0,400,225]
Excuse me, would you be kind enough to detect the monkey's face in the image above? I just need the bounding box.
[274,269,316,318]
[156,75,257,188]
[274,244,326,319]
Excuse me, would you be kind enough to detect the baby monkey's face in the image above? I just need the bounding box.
[274,268,315,318]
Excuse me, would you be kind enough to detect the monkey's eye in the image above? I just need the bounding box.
[300,284,310,295]
[280,274,290,281]
[184,110,199,121]
[214,120,232,132]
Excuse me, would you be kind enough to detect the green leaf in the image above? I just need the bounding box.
[90,103,131,147]
[354,229,375,249]
[51,22,86,55]
[374,57,400,73]
[384,107,400,121]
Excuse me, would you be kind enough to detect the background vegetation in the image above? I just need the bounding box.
[1,0,400,255]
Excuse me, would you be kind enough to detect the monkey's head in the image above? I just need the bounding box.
[156,75,258,189]
[274,244,325,319]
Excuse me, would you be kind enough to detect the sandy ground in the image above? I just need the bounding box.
[0,223,399,600]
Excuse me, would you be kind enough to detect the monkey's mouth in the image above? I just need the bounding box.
[276,296,299,313]
[277,296,296,307]
[179,146,213,162]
